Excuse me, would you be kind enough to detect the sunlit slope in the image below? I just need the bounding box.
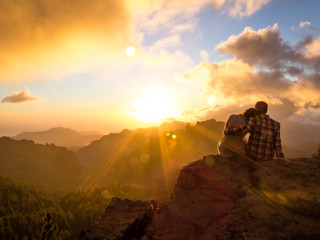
[75,119,225,188]
[0,137,84,189]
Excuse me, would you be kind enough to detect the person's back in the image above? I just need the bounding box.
[224,101,285,161]
[245,114,283,161]
[218,114,247,157]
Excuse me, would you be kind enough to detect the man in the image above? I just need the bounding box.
[224,101,285,161]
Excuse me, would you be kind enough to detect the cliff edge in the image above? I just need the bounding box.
[79,155,320,240]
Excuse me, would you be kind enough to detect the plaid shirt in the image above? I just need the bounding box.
[224,114,284,161]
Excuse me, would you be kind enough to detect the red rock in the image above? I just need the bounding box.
[80,156,320,240]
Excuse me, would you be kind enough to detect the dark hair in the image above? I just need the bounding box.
[255,101,268,114]
[243,108,258,121]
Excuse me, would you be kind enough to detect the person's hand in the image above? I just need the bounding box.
[278,157,290,162]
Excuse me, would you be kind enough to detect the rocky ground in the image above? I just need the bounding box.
[79,155,320,240]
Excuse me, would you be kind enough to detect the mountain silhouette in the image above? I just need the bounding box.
[0,137,84,189]
[13,127,103,150]
[75,119,225,190]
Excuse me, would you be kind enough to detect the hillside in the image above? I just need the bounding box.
[13,127,103,150]
[75,119,225,190]
[79,155,320,240]
[0,137,84,189]
[0,175,150,240]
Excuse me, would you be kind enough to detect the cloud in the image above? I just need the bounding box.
[182,24,320,123]
[131,0,271,41]
[303,36,320,58]
[217,24,299,69]
[1,87,40,104]
[299,21,318,31]
[200,50,210,62]
[148,35,181,53]
[0,0,274,83]
[0,0,135,82]
[217,23,320,73]
[221,0,272,19]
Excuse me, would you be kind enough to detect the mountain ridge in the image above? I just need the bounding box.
[0,137,84,190]
[13,127,103,150]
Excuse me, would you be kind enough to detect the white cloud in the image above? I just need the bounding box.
[300,21,311,28]
[292,21,318,32]
[300,21,318,31]
[200,50,210,62]
[224,0,272,19]
[148,35,181,53]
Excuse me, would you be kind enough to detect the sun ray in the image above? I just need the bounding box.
[157,129,171,200]
[80,131,135,189]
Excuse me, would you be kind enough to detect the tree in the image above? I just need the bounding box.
[40,213,58,240]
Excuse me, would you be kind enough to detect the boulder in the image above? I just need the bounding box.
[79,198,161,240]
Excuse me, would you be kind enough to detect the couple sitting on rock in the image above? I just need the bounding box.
[218,101,286,161]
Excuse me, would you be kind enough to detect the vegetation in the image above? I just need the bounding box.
[0,176,150,240]
[312,144,320,159]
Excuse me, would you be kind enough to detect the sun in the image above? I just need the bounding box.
[129,90,180,124]
[125,46,135,57]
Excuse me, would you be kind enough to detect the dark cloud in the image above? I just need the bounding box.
[267,98,300,120]
[1,87,39,103]
[217,24,320,75]
[217,24,298,69]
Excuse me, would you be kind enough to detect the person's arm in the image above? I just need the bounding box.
[224,117,256,135]
[274,124,285,158]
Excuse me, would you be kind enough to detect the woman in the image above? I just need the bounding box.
[217,108,258,157]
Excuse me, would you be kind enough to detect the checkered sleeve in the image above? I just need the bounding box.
[274,123,284,158]
[224,117,256,135]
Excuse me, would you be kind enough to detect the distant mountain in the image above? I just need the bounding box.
[158,121,187,131]
[281,122,320,146]
[75,119,225,189]
[283,141,319,158]
[0,137,84,189]
[13,127,103,150]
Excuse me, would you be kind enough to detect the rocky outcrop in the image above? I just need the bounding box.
[79,155,320,240]
[78,198,161,240]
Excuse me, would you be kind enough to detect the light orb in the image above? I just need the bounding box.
[125,46,135,57]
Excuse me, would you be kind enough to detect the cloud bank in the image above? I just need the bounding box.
[0,0,273,82]
[132,0,272,36]
[183,24,320,123]
[2,87,40,104]
[0,0,134,81]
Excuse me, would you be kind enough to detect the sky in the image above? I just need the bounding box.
[0,0,320,136]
